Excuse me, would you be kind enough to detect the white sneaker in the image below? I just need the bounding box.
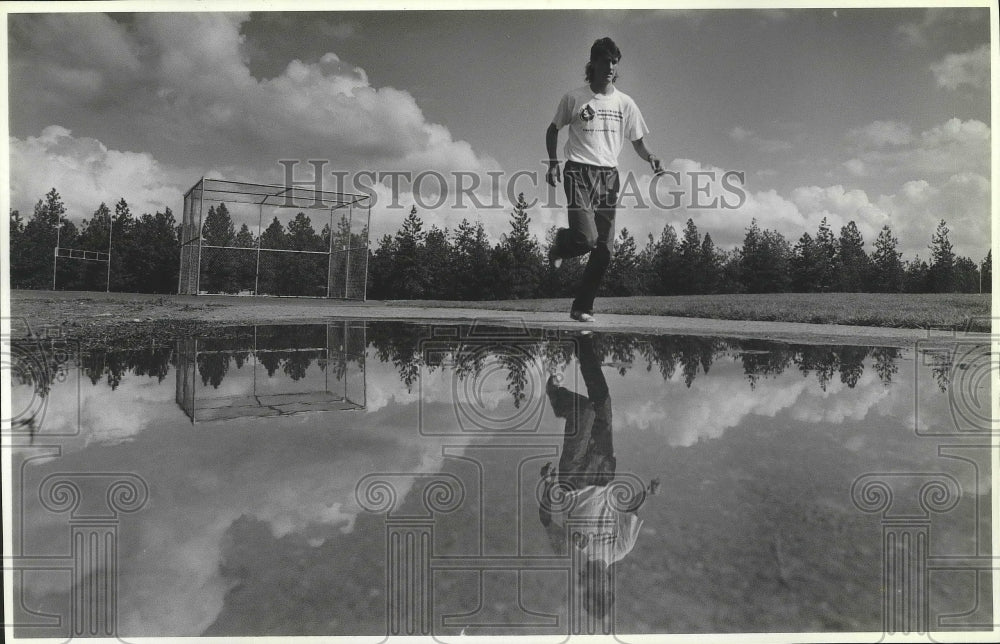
[547,247,562,270]
[570,310,596,323]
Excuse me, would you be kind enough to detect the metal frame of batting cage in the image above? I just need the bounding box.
[178,177,371,300]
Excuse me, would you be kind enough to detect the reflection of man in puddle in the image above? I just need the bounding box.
[538,332,659,623]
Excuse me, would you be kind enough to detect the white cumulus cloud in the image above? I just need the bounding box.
[930,44,990,90]
[8,12,498,219]
[10,125,187,218]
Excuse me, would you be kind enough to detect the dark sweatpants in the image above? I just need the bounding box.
[546,335,615,490]
[551,160,620,314]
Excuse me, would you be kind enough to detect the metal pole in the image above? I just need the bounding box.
[106,209,113,292]
[195,179,205,294]
[255,203,263,296]
[361,201,371,302]
[343,204,352,299]
[178,195,184,295]
[52,219,61,290]
[326,206,335,299]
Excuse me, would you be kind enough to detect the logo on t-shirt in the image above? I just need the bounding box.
[580,105,596,122]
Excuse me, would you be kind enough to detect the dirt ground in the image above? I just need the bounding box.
[5,289,984,349]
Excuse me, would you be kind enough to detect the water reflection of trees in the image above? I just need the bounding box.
[188,325,364,389]
[364,325,912,404]
[8,322,921,401]
[81,347,174,390]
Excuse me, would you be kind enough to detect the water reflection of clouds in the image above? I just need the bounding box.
[616,358,823,446]
[614,349,954,449]
[19,366,487,636]
[13,335,973,636]
[12,369,178,447]
[365,348,528,414]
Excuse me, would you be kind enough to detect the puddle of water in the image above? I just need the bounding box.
[6,320,992,637]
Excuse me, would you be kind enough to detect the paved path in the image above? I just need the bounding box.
[7,290,987,347]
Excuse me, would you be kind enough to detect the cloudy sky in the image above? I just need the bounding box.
[5,2,993,260]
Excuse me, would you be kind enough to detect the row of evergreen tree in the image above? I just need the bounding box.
[9,187,992,297]
[10,189,179,292]
[369,194,991,299]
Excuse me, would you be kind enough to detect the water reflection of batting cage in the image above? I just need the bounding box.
[174,322,367,424]
[178,178,371,299]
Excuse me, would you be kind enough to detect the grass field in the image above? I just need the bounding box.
[390,293,992,331]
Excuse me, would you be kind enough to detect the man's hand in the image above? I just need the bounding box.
[546,162,561,187]
[649,156,665,176]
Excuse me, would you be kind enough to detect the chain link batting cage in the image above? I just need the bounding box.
[178,178,371,299]
[175,322,367,424]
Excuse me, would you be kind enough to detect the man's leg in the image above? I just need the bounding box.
[554,162,600,261]
[576,334,615,485]
[571,169,618,314]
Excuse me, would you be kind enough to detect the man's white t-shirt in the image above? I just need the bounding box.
[552,86,649,168]
[556,484,644,565]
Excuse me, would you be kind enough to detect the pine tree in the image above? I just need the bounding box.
[202,202,235,246]
[903,255,929,293]
[636,233,658,295]
[814,217,838,292]
[738,219,763,293]
[234,223,257,292]
[791,232,819,292]
[982,251,992,294]
[234,223,255,248]
[286,212,323,295]
[649,223,679,294]
[836,221,869,292]
[603,228,640,296]
[258,217,287,295]
[740,219,791,293]
[395,205,430,298]
[423,225,453,298]
[78,203,113,290]
[9,209,27,288]
[494,193,543,299]
[368,233,399,299]
[953,256,979,293]
[19,189,70,289]
[719,248,743,293]
[131,208,180,294]
[452,218,495,300]
[928,220,955,292]
[870,225,903,292]
[110,199,137,292]
[699,233,723,294]
[676,218,703,294]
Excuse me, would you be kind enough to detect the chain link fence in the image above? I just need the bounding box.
[178,178,370,299]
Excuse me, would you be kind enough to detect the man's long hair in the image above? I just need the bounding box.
[584,37,622,83]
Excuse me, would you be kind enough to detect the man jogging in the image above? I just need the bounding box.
[545,37,664,323]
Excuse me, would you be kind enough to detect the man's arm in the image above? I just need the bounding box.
[631,138,665,175]
[621,478,661,513]
[545,123,561,187]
